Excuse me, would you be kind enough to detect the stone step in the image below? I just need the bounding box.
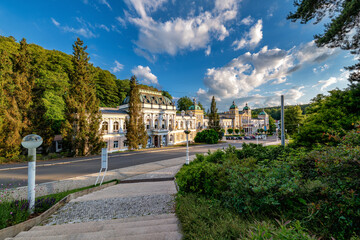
[12,231,182,240]
[31,213,176,232]
[20,217,178,236]
[14,224,180,240]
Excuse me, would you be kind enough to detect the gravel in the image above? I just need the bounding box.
[43,194,175,225]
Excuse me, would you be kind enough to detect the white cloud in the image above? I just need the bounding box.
[131,65,159,85]
[51,17,96,38]
[313,64,329,73]
[112,60,124,73]
[116,16,127,28]
[232,19,262,50]
[126,0,238,56]
[312,70,348,91]
[96,24,110,32]
[240,16,253,25]
[99,0,112,10]
[205,45,211,56]
[51,18,60,27]
[197,40,337,103]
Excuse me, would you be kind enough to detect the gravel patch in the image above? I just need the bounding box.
[43,194,175,225]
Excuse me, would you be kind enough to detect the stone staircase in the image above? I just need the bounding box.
[5,213,182,240]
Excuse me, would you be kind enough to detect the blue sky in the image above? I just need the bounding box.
[0,0,354,111]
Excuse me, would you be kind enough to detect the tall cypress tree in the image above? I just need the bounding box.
[61,38,104,156]
[208,96,220,130]
[125,76,148,150]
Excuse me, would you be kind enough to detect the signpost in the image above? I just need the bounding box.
[95,148,108,186]
[21,134,43,214]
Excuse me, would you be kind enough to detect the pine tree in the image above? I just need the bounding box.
[125,76,148,150]
[208,96,220,131]
[61,38,104,156]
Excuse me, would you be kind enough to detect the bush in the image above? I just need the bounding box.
[194,129,219,144]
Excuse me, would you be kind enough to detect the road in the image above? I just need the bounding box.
[0,138,277,187]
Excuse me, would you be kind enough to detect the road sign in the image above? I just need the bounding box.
[95,148,108,186]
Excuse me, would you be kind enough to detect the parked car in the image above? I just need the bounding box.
[244,136,250,140]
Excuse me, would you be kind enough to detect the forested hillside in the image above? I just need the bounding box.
[0,36,167,158]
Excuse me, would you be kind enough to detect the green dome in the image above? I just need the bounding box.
[189,104,202,110]
[243,103,250,111]
[259,111,266,115]
[230,101,237,109]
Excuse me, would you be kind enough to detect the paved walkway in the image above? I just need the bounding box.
[6,164,184,240]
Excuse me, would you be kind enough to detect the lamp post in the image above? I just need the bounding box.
[181,110,193,165]
[21,134,43,214]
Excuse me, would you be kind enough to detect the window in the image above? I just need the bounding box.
[162,119,165,129]
[123,140,128,147]
[102,122,108,134]
[146,119,150,129]
[155,119,158,129]
[113,141,119,148]
[113,122,119,132]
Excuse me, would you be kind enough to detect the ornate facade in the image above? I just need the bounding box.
[100,91,269,152]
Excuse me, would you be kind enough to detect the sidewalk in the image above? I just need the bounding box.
[5,159,189,240]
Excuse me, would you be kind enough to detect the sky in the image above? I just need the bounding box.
[0,0,355,111]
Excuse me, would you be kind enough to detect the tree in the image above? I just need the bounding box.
[94,68,120,107]
[125,76,148,150]
[115,79,131,104]
[208,96,222,139]
[194,129,219,144]
[162,90,172,100]
[269,116,276,134]
[61,38,104,156]
[177,96,193,111]
[198,102,205,111]
[227,128,233,134]
[284,105,304,136]
[235,129,240,134]
[287,0,360,84]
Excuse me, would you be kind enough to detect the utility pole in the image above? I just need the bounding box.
[281,95,285,146]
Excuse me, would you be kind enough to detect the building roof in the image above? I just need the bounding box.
[188,98,202,110]
[259,110,267,115]
[122,89,173,106]
[100,108,128,114]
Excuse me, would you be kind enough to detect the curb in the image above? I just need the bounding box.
[0,181,117,240]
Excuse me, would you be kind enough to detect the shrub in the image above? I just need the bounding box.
[194,129,219,144]
[227,128,233,134]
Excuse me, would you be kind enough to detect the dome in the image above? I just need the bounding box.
[243,103,250,111]
[229,101,237,109]
[259,111,266,115]
[189,105,202,110]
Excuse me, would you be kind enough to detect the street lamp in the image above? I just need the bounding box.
[181,110,193,165]
[21,134,43,214]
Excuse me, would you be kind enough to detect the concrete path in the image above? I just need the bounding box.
[6,164,183,240]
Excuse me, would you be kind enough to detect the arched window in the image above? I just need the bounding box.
[113,122,119,132]
[155,119,158,129]
[162,119,166,129]
[102,122,108,134]
[146,119,150,129]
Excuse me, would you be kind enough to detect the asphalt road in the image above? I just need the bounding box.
[0,138,276,187]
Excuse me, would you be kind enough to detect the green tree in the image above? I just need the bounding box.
[208,96,222,139]
[61,38,104,156]
[227,128,233,134]
[115,79,131,104]
[94,68,120,107]
[198,102,205,111]
[0,50,23,158]
[269,115,276,134]
[162,90,173,100]
[177,96,193,111]
[234,129,240,134]
[287,0,360,84]
[284,105,304,136]
[125,76,148,150]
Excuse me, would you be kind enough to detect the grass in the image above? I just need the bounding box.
[176,193,315,240]
[0,179,118,230]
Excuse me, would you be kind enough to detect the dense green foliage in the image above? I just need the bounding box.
[177,128,360,239]
[0,36,135,158]
[208,96,222,139]
[294,88,360,147]
[252,105,308,120]
[176,193,315,240]
[284,105,304,136]
[194,129,219,144]
[125,76,148,150]
[177,96,204,111]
